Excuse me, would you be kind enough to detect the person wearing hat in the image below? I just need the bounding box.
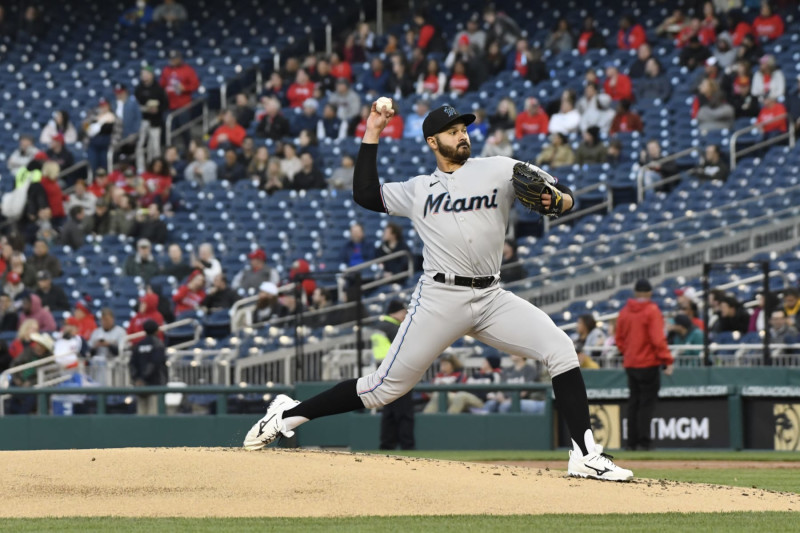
[603,63,633,102]
[123,238,160,282]
[134,65,170,172]
[172,269,206,315]
[249,281,288,325]
[19,292,56,333]
[82,197,112,236]
[129,319,168,416]
[159,50,199,112]
[667,313,704,357]
[422,352,485,414]
[244,101,637,482]
[514,97,549,139]
[39,110,78,146]
[616,279,674,451]
[7,134,39,176]
[126,292,165,341]
[85,97,119,171]
[35,269,70,312]
[44,132,75,177]
[209,110,246,149]
[7,331,52,413]
[230,248,277,294]
[4,271,25,301]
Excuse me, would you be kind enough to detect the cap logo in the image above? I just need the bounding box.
[443,106,457,117]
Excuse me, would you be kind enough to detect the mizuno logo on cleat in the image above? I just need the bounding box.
[585,464,612,476]
[256,414,276,437]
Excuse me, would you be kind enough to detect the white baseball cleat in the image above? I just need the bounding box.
[242,394,300,451]
[567,446,634,481]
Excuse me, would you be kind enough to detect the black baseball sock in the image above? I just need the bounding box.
[282,379,365,420]
[551,367,593,456]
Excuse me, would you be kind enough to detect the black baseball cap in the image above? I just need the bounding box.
[634,279,652,293]
[422,105,476,139]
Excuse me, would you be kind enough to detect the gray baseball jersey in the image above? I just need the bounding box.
[355,155,579,409]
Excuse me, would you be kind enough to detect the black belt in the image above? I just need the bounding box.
[433,273,497,289]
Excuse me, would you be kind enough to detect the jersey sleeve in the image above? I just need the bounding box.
[380,177,419,218]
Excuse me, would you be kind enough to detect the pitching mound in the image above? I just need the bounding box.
[0,448,796,517]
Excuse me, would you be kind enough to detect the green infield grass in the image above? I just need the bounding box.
[371,449,800,462]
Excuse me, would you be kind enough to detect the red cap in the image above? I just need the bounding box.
[75,301,90,314]
[33,151,49,161]
[458,34,470,46]
[52,133,65,144]
[248,249,267,261]
[7,272,20,284]
[98,97,109,106]
[188,269,203,282]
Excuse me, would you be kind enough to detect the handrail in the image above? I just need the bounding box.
[58,160,90,184]
[636,147,697,202]
[229,282,298,333]
[337,249,414,301]
[0,354,61,390]
[730,113,795,170]
[165,98,209,146]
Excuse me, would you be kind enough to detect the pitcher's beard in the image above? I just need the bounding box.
[439,142,471,164]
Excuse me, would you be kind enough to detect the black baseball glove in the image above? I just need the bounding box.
[511,162,563,217]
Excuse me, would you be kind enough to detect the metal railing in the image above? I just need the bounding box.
[636,147,697,203]
[543,182,614,232]
[337,249,414,299]
[0,355,86,415]
[165,98,210,146]
[581,344,800,369]
[730,113,795,170]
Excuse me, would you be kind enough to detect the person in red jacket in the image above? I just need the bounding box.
[209,110,246,149]
[515,97,549,138]
[66,301,97,341]
[380,111,404,139]
[329,52,352,82]
[172,269,206,316]
[127,292,165,341]
[752,2,784,41]
[603,64,634,102]
[287,69,315,109]
[577,16,604,55]
[609,99,644,135]
[159,50,200,112]
[616,279,674,451]
[617,14,646,50]
[40,161,66,223]
[757,95,788,136]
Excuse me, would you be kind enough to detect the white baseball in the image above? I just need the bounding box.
[375,97,393,113]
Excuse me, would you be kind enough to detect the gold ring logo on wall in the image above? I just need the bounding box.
[774,404,800,451]
[589,404,621,450]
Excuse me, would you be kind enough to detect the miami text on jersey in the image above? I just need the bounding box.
[423,189,499,217]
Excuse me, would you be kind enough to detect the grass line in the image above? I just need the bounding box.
[366,450,800,462]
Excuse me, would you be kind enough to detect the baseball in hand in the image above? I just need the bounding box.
[375,97,393,113]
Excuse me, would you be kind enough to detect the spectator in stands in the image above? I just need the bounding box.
[123,238,160,281]
[5,266,26,300]
[606,139,623,166]
[183,146,217,185]
[208,110,246,149]
[172,269,205,315]
[238,136,256,169]
[447,60,471,95]
[131,203,167,245]
[573,314,607,368]
[712,33,736,71]
[375,222,410,278]
[387,55,416,100]
[675,290,703,331]
[628,43,656,79]
[483,41,506,78]
[729,60,758,118]
[616,279,674,451]
[261,72,288,107]
[483,354,544,414]
[341,222,373,268]
[58,206,85,250]
[129,319,167,415]
[325,153,353,191]
[134,66,169,173]
[23,240,61,287]
[8,135,38,176]
[667,314,704,357]
[65,301,97,341]
[327,79,361,124]
[515,97,549,138]
[679,35,711,70]
[219,148,246,183]
[577,82,614,134]
[190,243,221,291]
[468,108,489,140]
[483,5,521,53]
[618,14,646,51]
[736,33,763,67]
[85,98,118,171]
[604,64,634,102]
[575,126,607,165]
[691,144,729,181]
[416,58,446,98]
[113,83,141,141]
[292,152,326,191]
[249,282,287,324]
[255,97,290,140]
[362,57,390,97]
[609,99,643,135]
[35,269,69,312]
[127,293,165,341]
[153,0,187,24]
[770,309,798,349]
[452,14,486,52]
[65,180,97,218]
[636,58,671,103]
[713,295,750,335]
[19,293,56,333]
[0,292,18,332]
[536,132,575,168]
[696,79,735,133]
[328,51,352,82]
[202,273,238,312]
[316,103,346,142]
[489,97,517,135]
[548,90,581,135]
[748,291,774,333]
[783,287,800,328]
[500,239,525,282]
[88,168,111,199]
[120,0,154,27]
[9,332,53,412]
[546,18,573,54]
[9,319,38,359]
[108,192,135,236]
[32,207,58,248]
[40,110,78,146]
[286,69,315,109]
[403,101,429,140]
[481,128,514,158]
[577,15,604,55]
[230,93,254,130]
[313,58,336,97]
[161,243,193,281]
[278,143,302,183]
[89,308,126,359]
[751,54,786,103]
[246,146,270,182]
[422,352,480,414]
[752,1,784,41]
[638,139,678,189]
[261,159,288,195]
[44,135,74,180]
[160,49,199,113]
[412,9,442,54]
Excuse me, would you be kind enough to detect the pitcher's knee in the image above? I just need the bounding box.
[546,330,580,377]
[356,374,412,409]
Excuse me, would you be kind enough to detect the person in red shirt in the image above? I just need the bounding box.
[616,279,674,451]
[173,269,206,316]
[286,69,315,108]
[329,52,352,82]
[140,158,173,207]
[447,60,470,95]
[417,59,445,97]
[757,95,788,136]
[413,10,437,52]
[512,39,530,77]
[515,97,549,138]
[609,99,644,134]
[577,16,605,55]
[726,11,752,47]
[380,111,404,140]
[88,168,111,198]
[752,2,784,41]
[208,110,246,149]
[159,50,200,112]
[603,64,634,101]
[40,161,66,223]
[353,104,369,138]
[127,292,165,342]
[617,14,646,50]
[65,301,97,341]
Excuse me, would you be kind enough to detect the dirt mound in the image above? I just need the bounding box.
[0,448,795,517]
